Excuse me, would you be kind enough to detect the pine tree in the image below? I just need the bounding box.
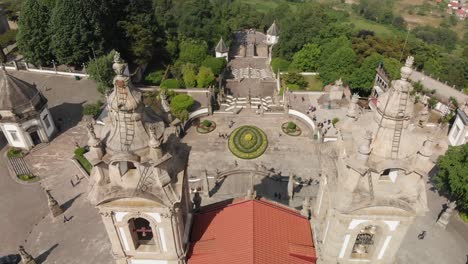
[50,0,106,65]
[16,0,54,66]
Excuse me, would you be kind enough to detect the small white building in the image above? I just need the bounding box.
[448,106,468,146]
[266,21,279,46]
[215,37,229,61]
[0,69,56,150]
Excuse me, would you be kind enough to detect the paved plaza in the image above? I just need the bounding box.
[0,71,467,264]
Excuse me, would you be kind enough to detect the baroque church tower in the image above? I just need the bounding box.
[314,57,433,264]
[86,53,191,264]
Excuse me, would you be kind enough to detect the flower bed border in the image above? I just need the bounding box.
[228,125,268,159]
[282,122,302,136]
[196,120,217,134]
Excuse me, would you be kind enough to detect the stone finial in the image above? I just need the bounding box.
[148,123,164,148]
[19,246,36,264]
[45,190,63,218]
[86,122,100,147]
[112,51,126,76]
[400,56,414,81]
[336,78,343,87]
[418,104,430,127]
[347,93,360,119]
[160,89,171,113]
[359,131,373,156]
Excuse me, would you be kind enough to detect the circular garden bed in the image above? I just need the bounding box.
[196,120,217,134]
[228,125,268,159]
[282,121,302,136]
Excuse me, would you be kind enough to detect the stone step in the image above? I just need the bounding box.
[30,142,49,153]
[8,156,32,176]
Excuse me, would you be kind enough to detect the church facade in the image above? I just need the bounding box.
[85,28,435,262]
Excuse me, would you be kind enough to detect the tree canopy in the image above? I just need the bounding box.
[17,0,54,65]
[435,144,468,212]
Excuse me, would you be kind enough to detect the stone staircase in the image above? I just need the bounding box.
[8,156,33,176]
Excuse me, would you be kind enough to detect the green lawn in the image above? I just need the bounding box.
[236,0,303,13]
[347,15,406,39]
[304,75,323,92]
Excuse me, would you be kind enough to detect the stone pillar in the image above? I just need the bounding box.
[202,169,210,197]
[347,93,359,119]
[437,201,456,229]
[19,246,36,264]
[288,174,294,202]
[301,196,310,218]
[192,192,201,212]
[45,190,63,218]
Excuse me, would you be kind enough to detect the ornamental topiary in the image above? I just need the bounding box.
[228,125,268,159]
[201,120,212,127]
[287,122,297,130]
[161,79,181,89]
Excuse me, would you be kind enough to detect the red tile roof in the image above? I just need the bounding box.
[188,199,317,264]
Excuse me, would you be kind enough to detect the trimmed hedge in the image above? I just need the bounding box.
[161,79,181,89]
[144,70,164,85]
[228,125,268,159]
[74,147,92,174]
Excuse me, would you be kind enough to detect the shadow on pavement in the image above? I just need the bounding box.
[50,102,85,136]
[60,193,83,212]
[0,254,20,264]
[35,243,58,264]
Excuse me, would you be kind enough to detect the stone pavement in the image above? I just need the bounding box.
[183,110,322,208]
[397,172,468,264]
[0,136,47,256]
[409,70,467,104]
[22,122,112,264]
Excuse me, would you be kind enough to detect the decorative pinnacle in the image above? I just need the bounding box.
[405,56,414,68]
[112,51,126,76]
[336,78,343,86]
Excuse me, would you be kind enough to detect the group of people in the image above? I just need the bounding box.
[307,104,317,114]
[218,132,230,139]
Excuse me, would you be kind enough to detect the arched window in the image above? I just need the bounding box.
[351,225,378,259]
[128,217,157,251]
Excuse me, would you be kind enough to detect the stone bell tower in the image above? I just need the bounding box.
[314,57,433,264]
[86,52,191,264]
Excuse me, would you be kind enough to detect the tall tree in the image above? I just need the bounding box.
[17,0,54,65]
[435,144,468,211]
[318,46,357,85]
[289,43,321,72]
[348,53,383,93]
[50,0,106,65]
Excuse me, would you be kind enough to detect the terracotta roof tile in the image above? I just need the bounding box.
[188,199,316,264]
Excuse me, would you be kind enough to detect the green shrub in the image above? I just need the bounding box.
[87,50,115,94]
[18,174,37,181]
[197,66,215,88]
[201,56,227,76]
[74,147,86,156]
[201,120,212,127]
[428,97,438,109]
[144,70,164,85]
[284,72,307,89]
[161,79,181,89]
[287,122,297,130]
[83,101,104,117]
[460,212,468,223]
[332,118,340,126]
[288,84,301,91]
[170,94,194,121]
[7,148,23,158]
[271,58,290,73]
[0,29,17,47]
[74,147,92,173]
